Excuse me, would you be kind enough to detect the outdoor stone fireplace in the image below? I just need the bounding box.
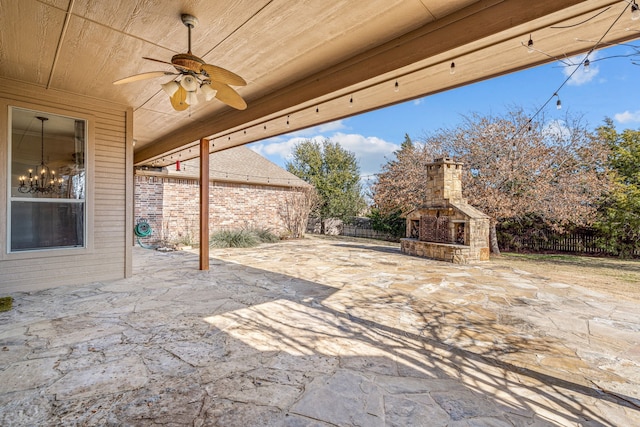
[401,157,490,264]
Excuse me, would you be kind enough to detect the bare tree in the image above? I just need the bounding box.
[372,133,442,214]
[278,186,319,238]
[373,109,610,254]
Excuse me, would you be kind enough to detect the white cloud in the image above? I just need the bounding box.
[614,110,640,123]
[250,131,399,177]
[562,53,600,86]
[330,132,399,176]
[250,136,323,162]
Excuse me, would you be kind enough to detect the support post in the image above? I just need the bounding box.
[199,138,210,270]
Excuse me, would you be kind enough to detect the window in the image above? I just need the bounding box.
[8,107,86,252]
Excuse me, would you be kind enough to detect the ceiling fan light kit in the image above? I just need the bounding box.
[113,13,247,111]
[161,81,180,97]
[180,75,198,92]
[200,83,216,101]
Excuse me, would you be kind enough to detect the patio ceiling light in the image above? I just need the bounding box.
[114,14,247,111]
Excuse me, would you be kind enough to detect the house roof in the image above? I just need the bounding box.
[137,145,309,188]
[3,1,637,167]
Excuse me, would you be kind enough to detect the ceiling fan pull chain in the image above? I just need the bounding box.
[187,21,192,54]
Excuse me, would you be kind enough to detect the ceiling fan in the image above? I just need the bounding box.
[113,14,247,111]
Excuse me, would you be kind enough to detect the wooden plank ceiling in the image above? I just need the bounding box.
[1,0,638,166]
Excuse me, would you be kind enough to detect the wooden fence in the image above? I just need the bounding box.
[307,217,400,242]
[500,232,640,257]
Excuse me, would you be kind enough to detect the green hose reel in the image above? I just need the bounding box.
[134,220,153,248]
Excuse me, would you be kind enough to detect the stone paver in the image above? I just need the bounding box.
[1,237,639,426]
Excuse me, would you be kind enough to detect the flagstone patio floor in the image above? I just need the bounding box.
[1,236,639,426]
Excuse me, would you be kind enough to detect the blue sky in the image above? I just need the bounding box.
[249,42,640,182]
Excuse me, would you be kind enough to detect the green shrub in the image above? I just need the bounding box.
[250,227,280,243]
[368,208,405,238]
[209,228,279,248]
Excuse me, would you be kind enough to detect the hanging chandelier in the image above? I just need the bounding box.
[17,116,63,195]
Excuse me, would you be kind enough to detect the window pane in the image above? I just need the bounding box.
[9,107,87,252]
[11,110,85,200]
[10,201,84,251]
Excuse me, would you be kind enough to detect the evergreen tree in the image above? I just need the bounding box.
[286,139,366,231]
[594,119,640,257]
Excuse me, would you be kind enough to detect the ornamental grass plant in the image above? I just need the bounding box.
[209,227,279,248]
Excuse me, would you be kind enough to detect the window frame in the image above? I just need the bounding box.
[3,103,94,259]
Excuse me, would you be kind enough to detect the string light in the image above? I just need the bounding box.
[632,1,640,20]
[144,5,631,170]
[554,93,562,110]
[527,34,534,53]
[512,1,630,145]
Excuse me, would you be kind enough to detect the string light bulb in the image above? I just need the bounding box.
[583,58,590,72]
[527,35,534,53]
[632,1,640,20]
[554,93,562,110]
[286,115,290,128]
[450,62,455,75]
[394,80,399,93]
[349,95,354,107]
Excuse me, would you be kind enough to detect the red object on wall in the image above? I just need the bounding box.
[175,160,181,171]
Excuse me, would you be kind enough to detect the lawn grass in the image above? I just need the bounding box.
[502,253,584,262]
[494,251,640,300]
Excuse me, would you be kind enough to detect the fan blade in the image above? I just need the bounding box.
[170,86,189,111]
[113,71,175,85]
[143,57,192,73]
[210,81,247,110]
[143,57,175,66]
[201,64,246,86]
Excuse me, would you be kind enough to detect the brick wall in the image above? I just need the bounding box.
[135,175,311,245]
